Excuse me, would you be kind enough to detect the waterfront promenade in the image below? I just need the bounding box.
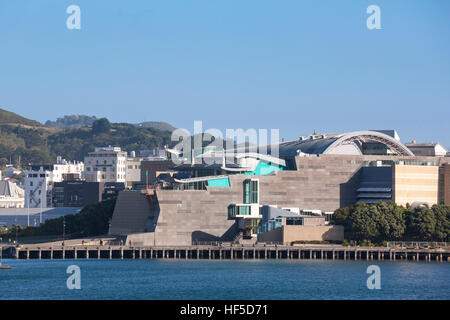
[2,242,449,262]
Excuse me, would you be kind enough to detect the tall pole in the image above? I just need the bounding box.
[40,192,43,225]
[27,193,30,227]
[63,216,65,245]
[15,216,18,244]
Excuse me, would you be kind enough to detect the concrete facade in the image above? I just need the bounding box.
[257,225,344,244]
[392,164,440,207]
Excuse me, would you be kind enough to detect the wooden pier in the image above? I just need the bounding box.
[7,245,450,262]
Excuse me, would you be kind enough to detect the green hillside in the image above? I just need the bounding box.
[0,110,174,167]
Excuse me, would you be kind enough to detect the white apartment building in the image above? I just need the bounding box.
[126,157,142,188]
[24,158,84,208]
[84,146,127,183]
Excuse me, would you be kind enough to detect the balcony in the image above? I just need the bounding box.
[228,203,261,219]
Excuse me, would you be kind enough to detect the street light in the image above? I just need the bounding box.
[62,216,66,246]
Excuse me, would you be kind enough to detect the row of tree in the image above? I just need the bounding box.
[0,198,117,240]
[331,201,450,243]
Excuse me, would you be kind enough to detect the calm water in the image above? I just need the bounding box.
[0,259,448,299]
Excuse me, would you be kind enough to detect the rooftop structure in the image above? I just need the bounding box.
[405,142,448,157]
[0,180,24,208]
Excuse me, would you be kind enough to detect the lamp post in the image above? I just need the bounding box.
[62,216,66,246]
[14,217,18,244]
[27,195,30,227]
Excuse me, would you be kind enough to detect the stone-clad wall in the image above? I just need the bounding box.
[153,155,367,245]
[155,188,240,246]
[109,190,154,235]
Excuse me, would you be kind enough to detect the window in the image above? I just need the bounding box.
[228,205,236,217]
[238,205,250,215]
[243,179,258,204]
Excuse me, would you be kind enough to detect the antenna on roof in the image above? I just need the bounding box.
[313,129,317,135]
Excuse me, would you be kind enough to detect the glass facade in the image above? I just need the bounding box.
[238,205,250,215]
[228,204,252,217]
[243,179,258,204]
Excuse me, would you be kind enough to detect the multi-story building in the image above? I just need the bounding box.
[24,158,84,208]
[84,146,127,183]
[126,158,142,188]
[52,181,105,207]
[109,130,450,246]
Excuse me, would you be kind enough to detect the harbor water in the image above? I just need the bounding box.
[0,259,448,300]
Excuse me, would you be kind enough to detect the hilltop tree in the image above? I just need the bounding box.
[92,118,111,135]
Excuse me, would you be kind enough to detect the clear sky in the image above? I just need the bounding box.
[1,0,449,147]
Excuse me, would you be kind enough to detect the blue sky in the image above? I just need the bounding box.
[1,0,449,147]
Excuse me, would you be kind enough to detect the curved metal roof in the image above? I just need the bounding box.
[278,131,414,157]
[278,136,340,157]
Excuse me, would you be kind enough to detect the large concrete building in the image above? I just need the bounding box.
[109,130,450,246]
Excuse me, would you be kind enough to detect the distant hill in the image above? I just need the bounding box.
[136,121,176,132]
[46,115,176,133]
[0,108,45,127]
[45,115,98,129]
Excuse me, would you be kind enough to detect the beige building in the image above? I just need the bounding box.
[84,146,127,183]
[126,158,142,188]
[392,164,440,207]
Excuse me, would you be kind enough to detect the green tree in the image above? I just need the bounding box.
[375,201,406,240]
[1,198,117,239]
[405,207,436,241]
[92,118,111,135]
[431,205,450,241]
